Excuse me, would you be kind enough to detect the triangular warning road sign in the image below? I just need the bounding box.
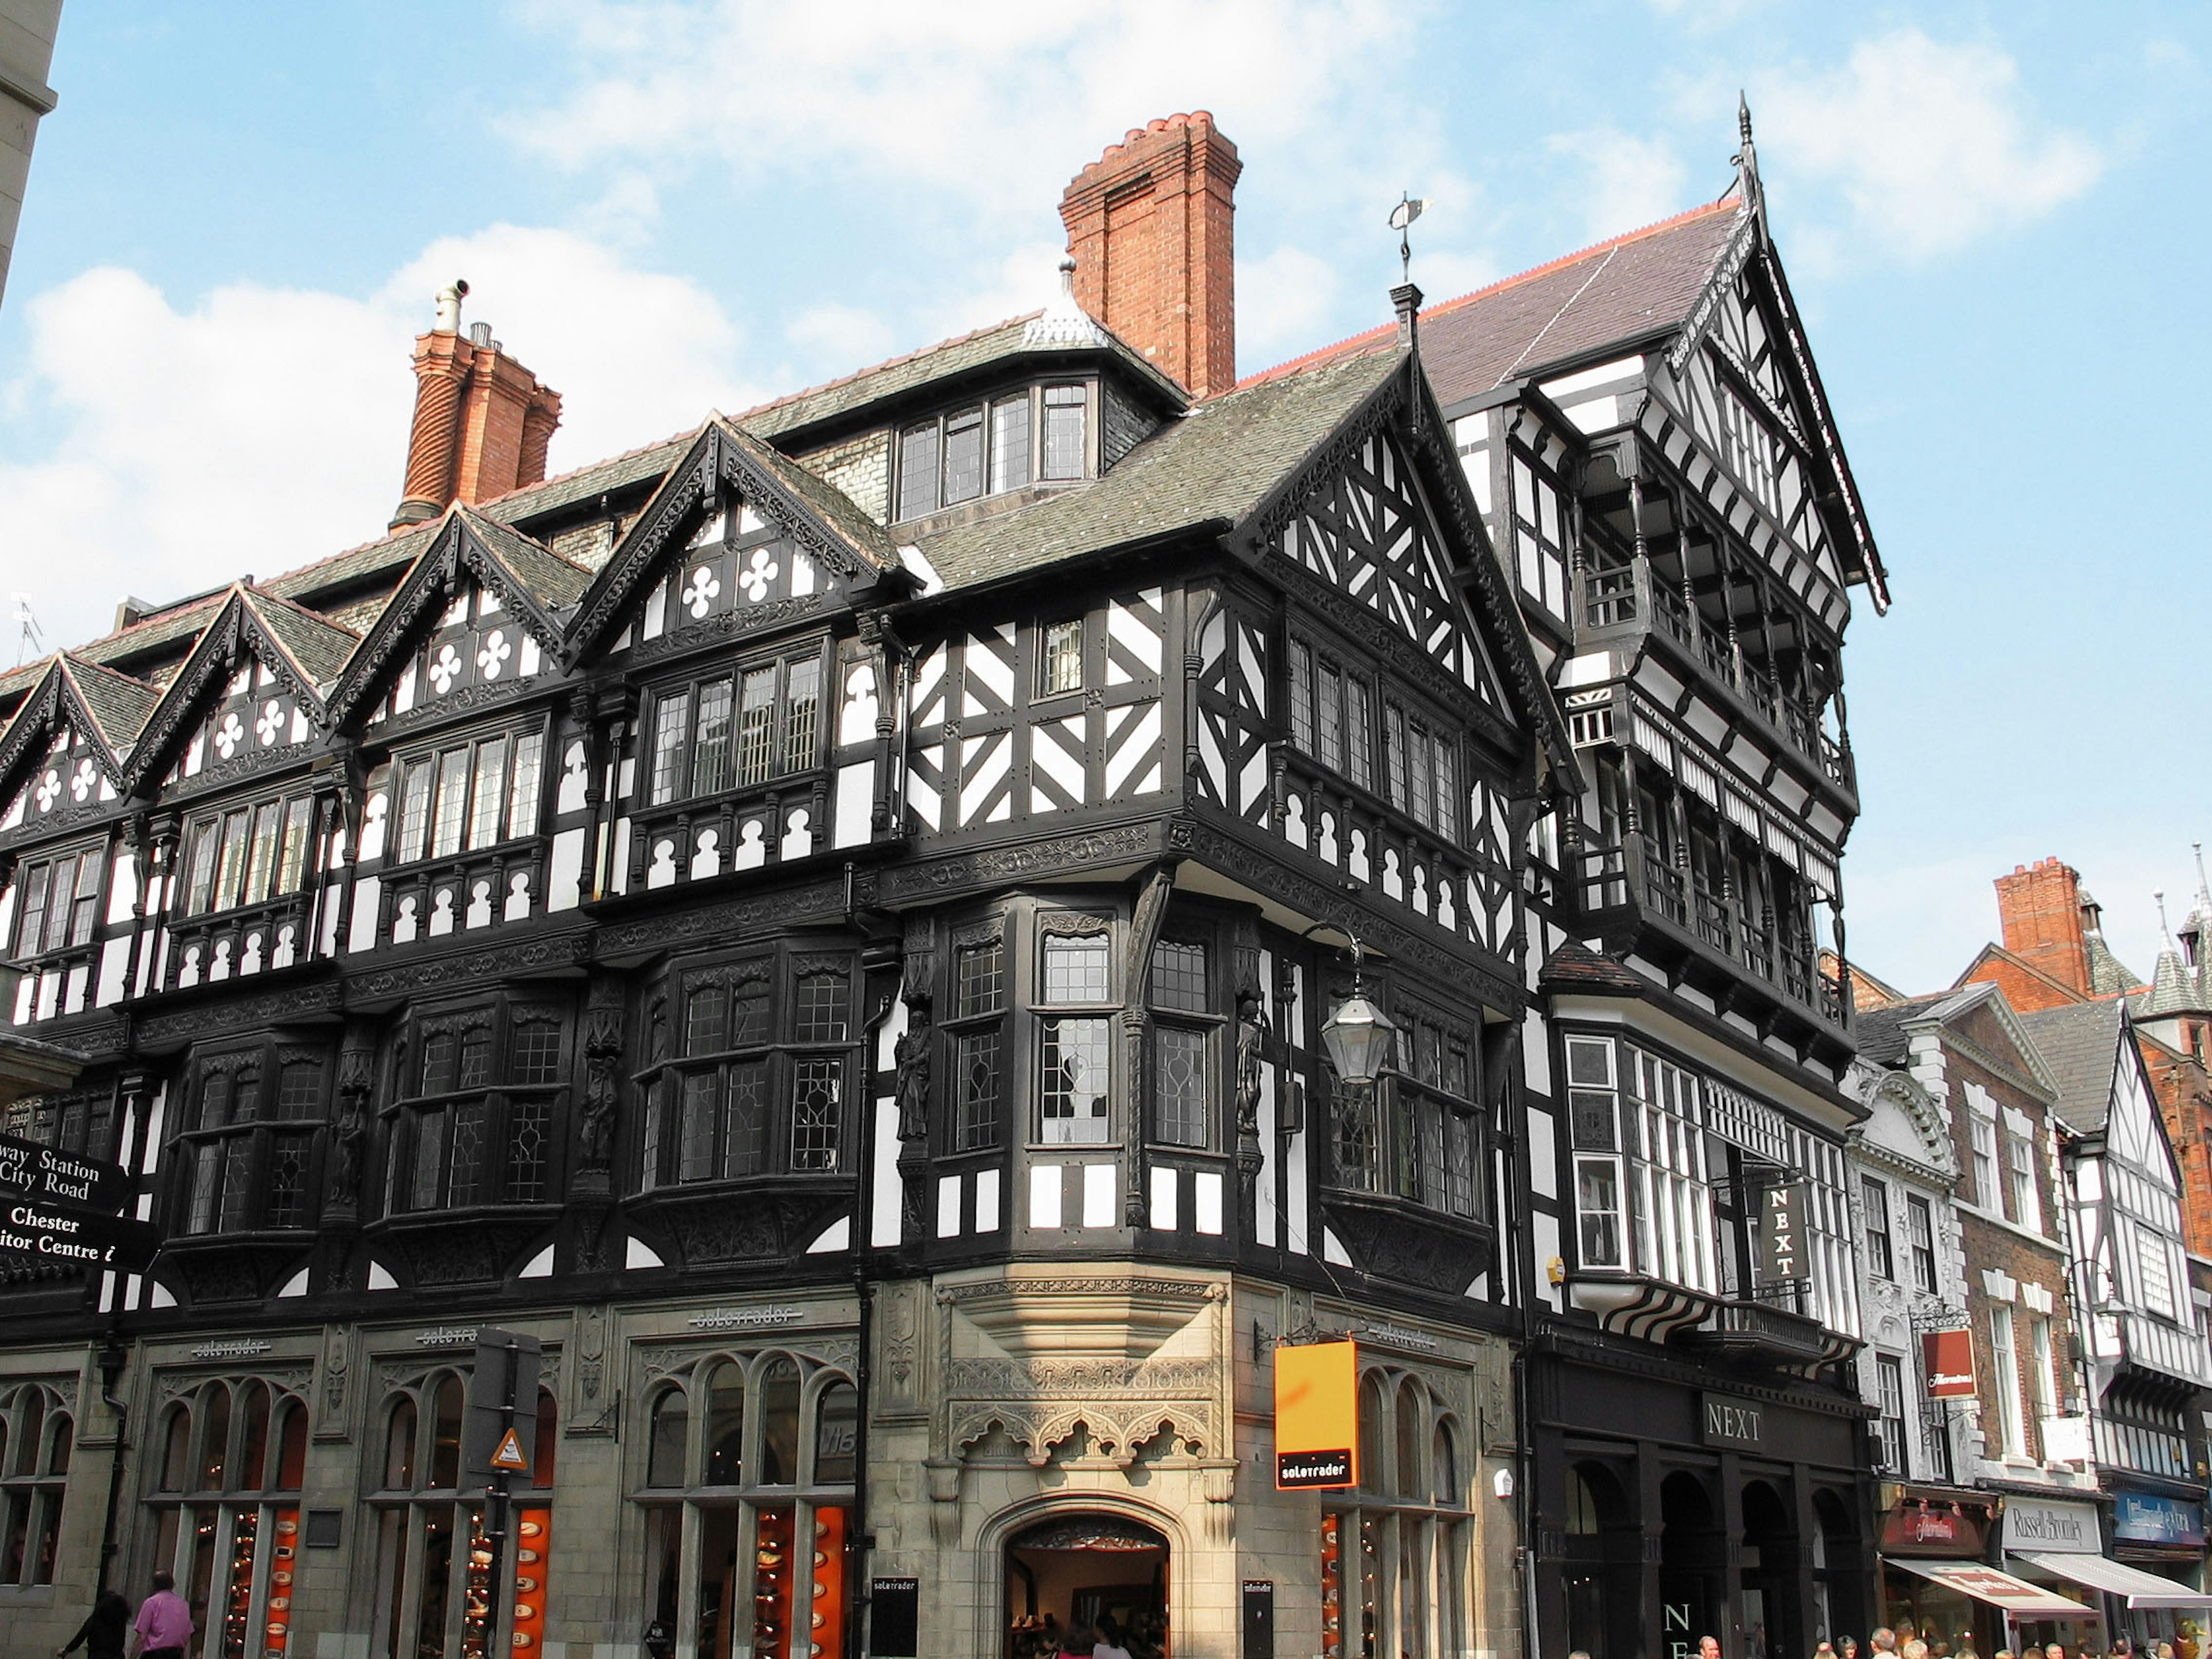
[490,1427,530,1472]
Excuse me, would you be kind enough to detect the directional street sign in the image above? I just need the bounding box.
[0,1198,160,1270]
[0,1134,130,1213]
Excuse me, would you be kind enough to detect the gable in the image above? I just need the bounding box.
[0,665,131,842]
[126,591,349,795]
[1861,1073,1954,1177]
[2109,1030,2180,1191]
[569,420,899,664]
[1266,426,1510,724]
[328,514,577,732]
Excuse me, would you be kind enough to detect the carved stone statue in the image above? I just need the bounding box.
[579,1007,624,1173]
[894,998,933,1144]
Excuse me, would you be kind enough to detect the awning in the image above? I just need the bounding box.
[1885,1558,2094,1618]
[2016,1551,2212,1610]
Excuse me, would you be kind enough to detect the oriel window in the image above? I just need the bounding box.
[950,936,1007,1152]
[1037,929,1111,1145]
[647,649,824,806]
[384,1002,567,1214]
[1149,940,1214,1149]
[389,725,546,866]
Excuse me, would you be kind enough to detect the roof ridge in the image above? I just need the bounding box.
[1239,194,1742,391]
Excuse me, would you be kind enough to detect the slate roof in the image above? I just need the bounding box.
[718,418,902,574]
[917,350,1403,592]
[262,524,442,612]
[2016,1001,2126,1134]
[0,594,228,704]
[2136,945,2212,1021]
[61,654,162,751]
[452,506,595,609]
[1244,199,1745,406]
[1851,993,1955,1068]
[243,587,361,688]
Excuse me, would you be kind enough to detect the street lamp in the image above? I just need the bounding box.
[1319,937,1396,1086]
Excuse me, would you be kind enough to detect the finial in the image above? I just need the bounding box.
[1738,92,1753,148]
[1388,192,1428,287]
[1058,255,1077,296]
[2158,890,2175,945]
[2195,841,2210,905]
[1732,96,1766,234]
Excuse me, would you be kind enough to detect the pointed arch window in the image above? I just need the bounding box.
[1323,1370,1472,1659]
[0,1384,70,1586]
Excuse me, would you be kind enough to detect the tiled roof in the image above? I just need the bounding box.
[262,523,441,609]
[918,350,1403,591]
[2135,946,2212,1021]
[1537,941,1647,997]
[1245,199,1745,407]
[2016,1001,2125,1134]
[0,594,226,702]
[476,434,695,528]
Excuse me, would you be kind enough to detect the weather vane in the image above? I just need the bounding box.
[1388,192,1429,285]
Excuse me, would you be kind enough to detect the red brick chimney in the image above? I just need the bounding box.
[1059,112,1241,399]
[391,281,563,529]
[1995,857,2093,996]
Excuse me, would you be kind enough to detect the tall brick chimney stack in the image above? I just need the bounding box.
[391,281,563,530]
[1059,112,1241,399]
[1995,857,2093,995]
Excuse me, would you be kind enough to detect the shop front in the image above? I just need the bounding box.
[1999,1495,2113,1654]
[1532,1334,1876,1659]
[2012,1490,2212,1651]
[1874,1487,1999,1657]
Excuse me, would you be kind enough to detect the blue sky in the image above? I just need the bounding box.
[2,1,2206,995]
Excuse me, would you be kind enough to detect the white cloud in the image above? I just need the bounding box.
[1749,29,2101,262]
[506,0,1420,226]
[1237,247,1342,366]
[0,228,762,658]
[784,302,899,380]
[1547,128,1691,246]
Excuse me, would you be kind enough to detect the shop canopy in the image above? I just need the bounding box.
[1885,1559,2094,1618]
[2014,1552,2212,1610]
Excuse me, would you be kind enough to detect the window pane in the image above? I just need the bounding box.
[217,1137,254,1232]
[184,823,221,915]
[509,1022,563,1087]
[1288,642,1315,755]
[1431,733,1456,832]
[814,1381,858,1484]
[430,749,469,858]
[942,407,984,505]
[446,1099,487,1206]
[215,808,252,910]
[467,737,507,851]
[397,762,433,863]
[732,978,771,1047]
[276,796,313,895]
[759,1360,801,1484]
[897,422,940,520]
[507,1097,551,1203]
[1039,620,1083,696]
[679,1071,719,1182]
[266,1132,309,1228]
[1042,385,1085,480]
[244,802,282,904]
[1343,677,1373,789]
[1316,662,1343,770]
[410,1109,442,1211]
[791,1059,843,1171]
[691,678,735,797]
[651,691,690,806]
[1150,941,1208,1013]
[724,1060,769,1176]
[990,397,1031,493]
[1407,722,1434,830]
[459,1029,491,1090]
[783,657,820,774]
[1041,933,1108,1002]
[736,668,777,786]
[687,987,728,1055]
[1039,1017,1109,1143]
[955,1031,1001,1151]
[419,1031,457,1097]
[956,941,1005,1017]
[646,1390,689,1488]
[1384,706,1408,812]
[796,974,849,1044]
[1155,1027,1207,1147]
[506,729,544,839]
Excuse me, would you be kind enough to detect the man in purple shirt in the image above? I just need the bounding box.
[130,1572,192,1659]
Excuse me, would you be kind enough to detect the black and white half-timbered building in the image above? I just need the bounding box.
[1245,119,1892,1659]
[0,112,1896,1659]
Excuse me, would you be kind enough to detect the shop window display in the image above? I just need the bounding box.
[1320,1368,1471,1659]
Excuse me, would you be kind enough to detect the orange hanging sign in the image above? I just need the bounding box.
[1274,1339,1358,1490]
[490,1427,531,1472]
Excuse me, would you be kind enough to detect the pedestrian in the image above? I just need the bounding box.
[1873,1633,1898,1656]
[1840,1639,1859,1659]
[2046,1643,2067,1659]
[1060,1624,1099,1659]
[56,1588,131,1659]
[1701,1638,1722,1659]
[131,1573,193,1659]
[1816,1642,1836,1659]
[1904,1641,1930,1659]
[1095,1616,1134,1659]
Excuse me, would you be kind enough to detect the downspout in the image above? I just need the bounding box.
[94,1326,130,1594]
[849,968,902,1659]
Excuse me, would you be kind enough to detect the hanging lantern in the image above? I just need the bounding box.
[1319,938,1396,1086]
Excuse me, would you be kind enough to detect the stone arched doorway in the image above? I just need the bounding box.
[1005,1512,1170,1657]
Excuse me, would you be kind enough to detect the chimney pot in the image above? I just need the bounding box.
[469,321,493,347]
[392,289,562,529]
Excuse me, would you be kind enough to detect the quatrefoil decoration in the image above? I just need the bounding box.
[69,757,97,802]
[213,711,246,760]
[256,699,285,745]
[34,768,61,812]
[739,547,779,603]
[476,629,512,681]
[427,642,464,695]
[683,564,720,619]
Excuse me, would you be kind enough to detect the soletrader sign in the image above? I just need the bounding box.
[0,1199,158,1269]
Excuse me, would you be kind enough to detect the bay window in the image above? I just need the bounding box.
[173,1041,326,1236]
[646,649,823,807]
[1037,927,1111,1145]
[1149,939,1215,1149]
[640,950,857,1187]
[949,934,1006,1152]
[180,787,318,917]
[1562,1033,1717,1293]
[894,383,1081,520]
[1327,1001,1480,1221]
[384,1001,566,1214]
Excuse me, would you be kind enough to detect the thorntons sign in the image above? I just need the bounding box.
[2004,1498,2099,1553]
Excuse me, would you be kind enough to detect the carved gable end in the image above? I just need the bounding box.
[0,656,155,840]
[328,509,584,732]
[567,418,904,665]
[126,588,359,796]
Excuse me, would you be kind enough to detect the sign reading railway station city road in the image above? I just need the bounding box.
[0,1133,130,1212]
[1274,1338,1359,1490]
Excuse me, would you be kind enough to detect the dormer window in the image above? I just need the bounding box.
[893,384,1085,521]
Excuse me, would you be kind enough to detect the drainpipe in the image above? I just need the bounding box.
[94,1326,130,1594]
[849,964,902,1659]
